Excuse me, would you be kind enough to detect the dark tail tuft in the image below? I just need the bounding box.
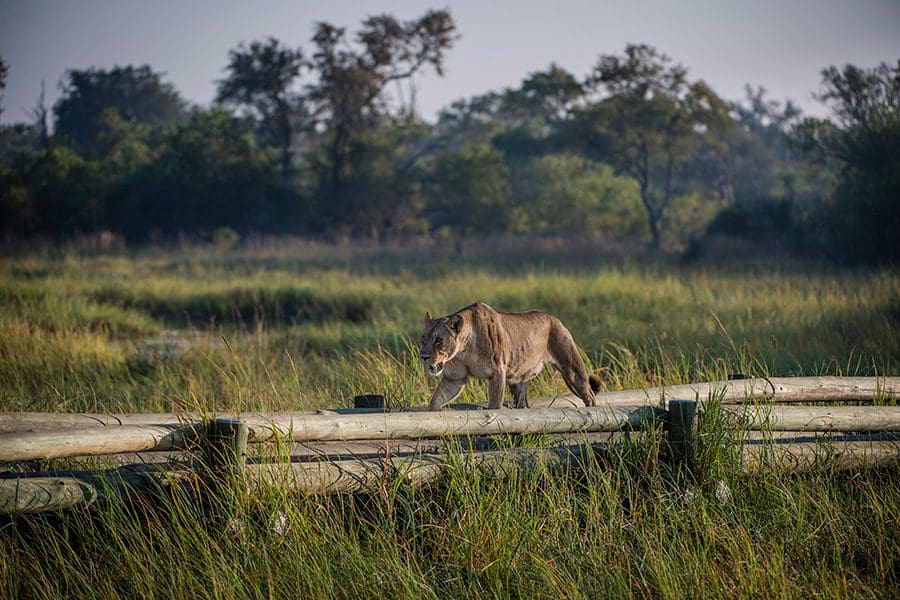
[589,374,602,393]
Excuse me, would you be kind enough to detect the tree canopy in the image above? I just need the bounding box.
[795,61,900,263]
[0,17,895,263]
[53,65,187,155]
[216,38,305,187]
[577,44,733,248]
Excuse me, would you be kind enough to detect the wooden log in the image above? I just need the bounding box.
[0,443,599,512]
[740,440,900,471]
[1,433,621,470]
[0,403,560,434]
[0,408,388,434]
[246,443,599,493]
[202,419,249,471]
[0,424,199,462]
[250,438,900,490]
[723,405,900,431]
[0,477,99,513]
[667,400,697,467]
[252,405,665,443]
[251,431,621,464]
[0,468,193,514]
[6,431,893,470]
[0,407,660,462]
[536,376,900,408]
[740,431,900,444]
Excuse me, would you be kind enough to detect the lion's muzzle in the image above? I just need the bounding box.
[420,354,444,377]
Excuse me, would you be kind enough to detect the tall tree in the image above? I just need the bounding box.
[216,38,306,188]
[578,44,732,248]
[428,143,512,235]
[306,9,456,215]
[0,55,8,122]
[514,153,645,235]
[796,61,899,263]
[697,86,822,242]
[53,65,187,155]
[29,81,50,149]
[491,64,584,161]
[112,108,278,240]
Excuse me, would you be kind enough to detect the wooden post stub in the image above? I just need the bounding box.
[353,394,385,409]
[203,418,249,473]
[667,399,697,468]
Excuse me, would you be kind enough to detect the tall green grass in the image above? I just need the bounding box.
[3,431,897,598]
[0,246,896,413]
[0,244,898,597]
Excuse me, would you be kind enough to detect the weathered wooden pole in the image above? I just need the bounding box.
[0,424,198,462]
[245,443,601,493]
[261,405,665,443]
[741,439,900,472]
[0,477,99,513]
[202,419,249,472]
[722,405,900,431]
[0,407,660,462]
[540,376,900,408]
[667,400,697,468]
[0,469,192,514]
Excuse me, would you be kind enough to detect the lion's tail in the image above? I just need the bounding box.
[589,374,602,394]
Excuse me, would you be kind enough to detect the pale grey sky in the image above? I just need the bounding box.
[1,0,898,125]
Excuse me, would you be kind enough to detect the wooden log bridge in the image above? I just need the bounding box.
[1,376,898,514]
[2,405,899,463]
[1,376,896,434]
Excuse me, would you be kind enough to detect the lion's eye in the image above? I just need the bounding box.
[434,337,442,347]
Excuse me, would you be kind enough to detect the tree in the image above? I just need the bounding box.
[427,143,512,235]
[514,153,645,235]
[312,113,431,238]
[111,108,278,240]
[491,64,584,161]
[0,54,8,121]
[29,81,50,149]
[515,64,584,122]
[578,44,732,249]
[433,92,506,152]
[306,10,457,215]
[53,65,187,155]
[216,38,306,188]
[796,61,899,263]
[14,146,105,237]
[699,86,829,244]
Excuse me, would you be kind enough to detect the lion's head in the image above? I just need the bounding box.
[419,312,464,377]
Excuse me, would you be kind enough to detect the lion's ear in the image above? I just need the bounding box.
[424,312,433,325]
[448,314,462,333]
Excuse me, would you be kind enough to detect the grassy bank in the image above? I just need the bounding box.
[0,243,898,597]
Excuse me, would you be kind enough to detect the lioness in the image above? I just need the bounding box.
[420,302,601,410]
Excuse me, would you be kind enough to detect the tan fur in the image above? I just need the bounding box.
[419,302,601,410]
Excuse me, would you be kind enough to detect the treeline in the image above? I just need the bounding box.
[0,10,897,262]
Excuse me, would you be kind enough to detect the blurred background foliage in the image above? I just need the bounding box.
[0,10,896,264]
